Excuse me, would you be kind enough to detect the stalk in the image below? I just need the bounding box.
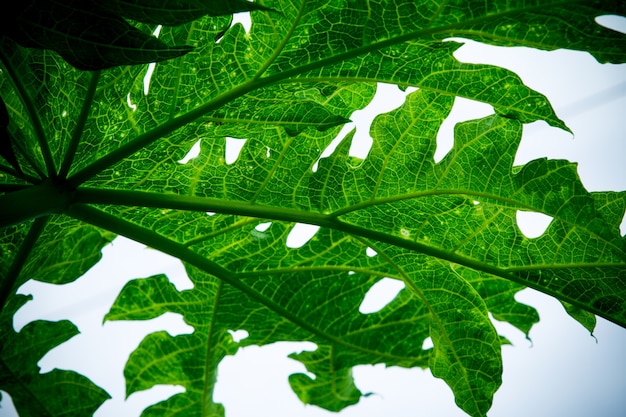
[0,181,68,228]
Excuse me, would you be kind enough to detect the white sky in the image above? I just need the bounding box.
[2,14,626,417]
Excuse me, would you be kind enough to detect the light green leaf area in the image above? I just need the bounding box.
[0,295,110,417]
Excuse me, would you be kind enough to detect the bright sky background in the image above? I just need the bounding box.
[2,14,626,417]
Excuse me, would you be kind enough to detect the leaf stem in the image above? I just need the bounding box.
[58,71,101,179]
[70,188,503,277]
[73,187,329,225]
[0,181,68,228]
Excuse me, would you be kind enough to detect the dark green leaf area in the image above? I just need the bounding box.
[304,0,626,64]
[1,0,193,71]
[0,97,22,174]
[592,191,626,241]
[287,0,626,64]
[96,0,272,26]
[0,222,32,280]
[0,44,107,178]
[0,295,110,417]
[560,301,597,335]
[521,267,626,320]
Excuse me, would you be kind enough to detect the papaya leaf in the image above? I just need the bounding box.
[0,294,110,417]
[0,1,625,417]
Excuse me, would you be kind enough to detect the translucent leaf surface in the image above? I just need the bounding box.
[1,1,625,417]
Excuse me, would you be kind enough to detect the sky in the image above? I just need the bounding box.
[2,13,626,417]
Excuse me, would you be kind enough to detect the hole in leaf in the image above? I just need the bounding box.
[233,11,252,35]
[359,278,405,314]
[214,342,317,411]
[228,329,249,343]
[422,337,433,350]
[225,137,247,164]
[178,139,201,164]
[34,312,193,400]
[0,390,18,417]
[311,126,354,173]
[255,222,272,232]
[286,223,320,248]
[516,210,553,238]
[217,10,252,43]
[351,83,416,157]
[620,211,626,236]
[595,15,626,35]
[366,247,377,257]
[126,93,137,112]
[312,83,415,172]
[143,25,163,95]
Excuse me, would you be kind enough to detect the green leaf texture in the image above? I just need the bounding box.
[0,295,110,417]
[1,1,625,417]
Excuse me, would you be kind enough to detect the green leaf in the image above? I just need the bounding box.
[288,347,363,411]
[1,1,625,417]
[0,295,110,417]
[0,216,114,287]
[561,301,597,335]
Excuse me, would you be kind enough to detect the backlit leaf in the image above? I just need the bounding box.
[1,1,625,417]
